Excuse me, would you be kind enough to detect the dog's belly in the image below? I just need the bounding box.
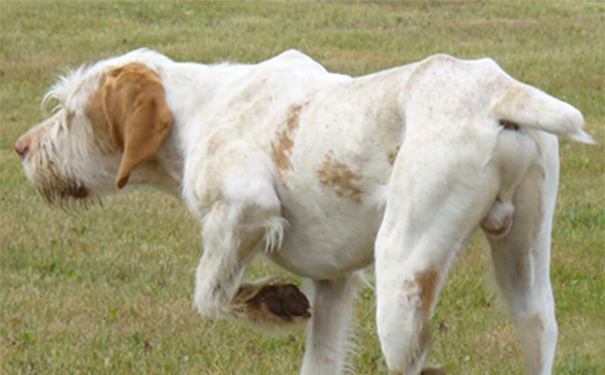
[267,197,385,279]
[263,69,413,279]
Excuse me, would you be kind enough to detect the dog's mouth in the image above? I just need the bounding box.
[63,184,90,200]
[37,180,92,206]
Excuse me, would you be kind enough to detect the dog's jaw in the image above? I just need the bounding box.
[24,134,93,205]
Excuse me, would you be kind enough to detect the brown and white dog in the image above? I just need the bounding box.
[16,49,594,375]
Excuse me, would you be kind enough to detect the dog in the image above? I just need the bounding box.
[15,49,594,375]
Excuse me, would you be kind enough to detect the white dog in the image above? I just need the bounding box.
[16,49,594,375]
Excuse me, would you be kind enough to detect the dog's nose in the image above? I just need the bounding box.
[15,136,31,158]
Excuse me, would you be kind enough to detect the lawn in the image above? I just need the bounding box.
[1,1,603,374]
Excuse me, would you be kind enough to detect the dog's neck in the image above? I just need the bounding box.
[128,61,254,198]
[130,146,182,197]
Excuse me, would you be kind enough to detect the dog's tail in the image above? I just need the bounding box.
[490,83,595,144]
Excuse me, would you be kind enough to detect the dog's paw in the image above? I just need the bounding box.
[232,278,311,334]
[421,365,446,375]
[248,283,311,321]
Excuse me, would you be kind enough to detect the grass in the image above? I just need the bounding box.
[1,1,603,374]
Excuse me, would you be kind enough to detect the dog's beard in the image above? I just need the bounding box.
[24,139,97,209]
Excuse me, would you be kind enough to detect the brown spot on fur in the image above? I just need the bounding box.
[286,103,302,132]
[415,267,438,315]
[271,104,303,186]
[388,146,400,166]
[317,154,363,203]
[272,130,294,171]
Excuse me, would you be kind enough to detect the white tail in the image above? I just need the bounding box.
[491,84,596,144]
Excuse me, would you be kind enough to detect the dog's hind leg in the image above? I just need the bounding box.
[485,137,559,375]
[375,141,500,375]
[300,273,360,375]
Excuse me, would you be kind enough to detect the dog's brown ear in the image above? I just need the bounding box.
[102,63,173,189]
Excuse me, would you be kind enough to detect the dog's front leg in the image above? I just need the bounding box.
[192,170,310,328]
[193,200,263,319]
[300,273,360,375]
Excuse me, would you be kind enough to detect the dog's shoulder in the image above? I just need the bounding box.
[243,49,349,91]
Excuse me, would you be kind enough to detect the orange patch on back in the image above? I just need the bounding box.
[271,104,303,186]
[317,154,363,203]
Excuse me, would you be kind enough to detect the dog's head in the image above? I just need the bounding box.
[15,52,173,205]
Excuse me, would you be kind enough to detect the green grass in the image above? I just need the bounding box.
[1,1,603,374]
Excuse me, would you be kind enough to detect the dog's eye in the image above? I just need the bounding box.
[499,119,520,131]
